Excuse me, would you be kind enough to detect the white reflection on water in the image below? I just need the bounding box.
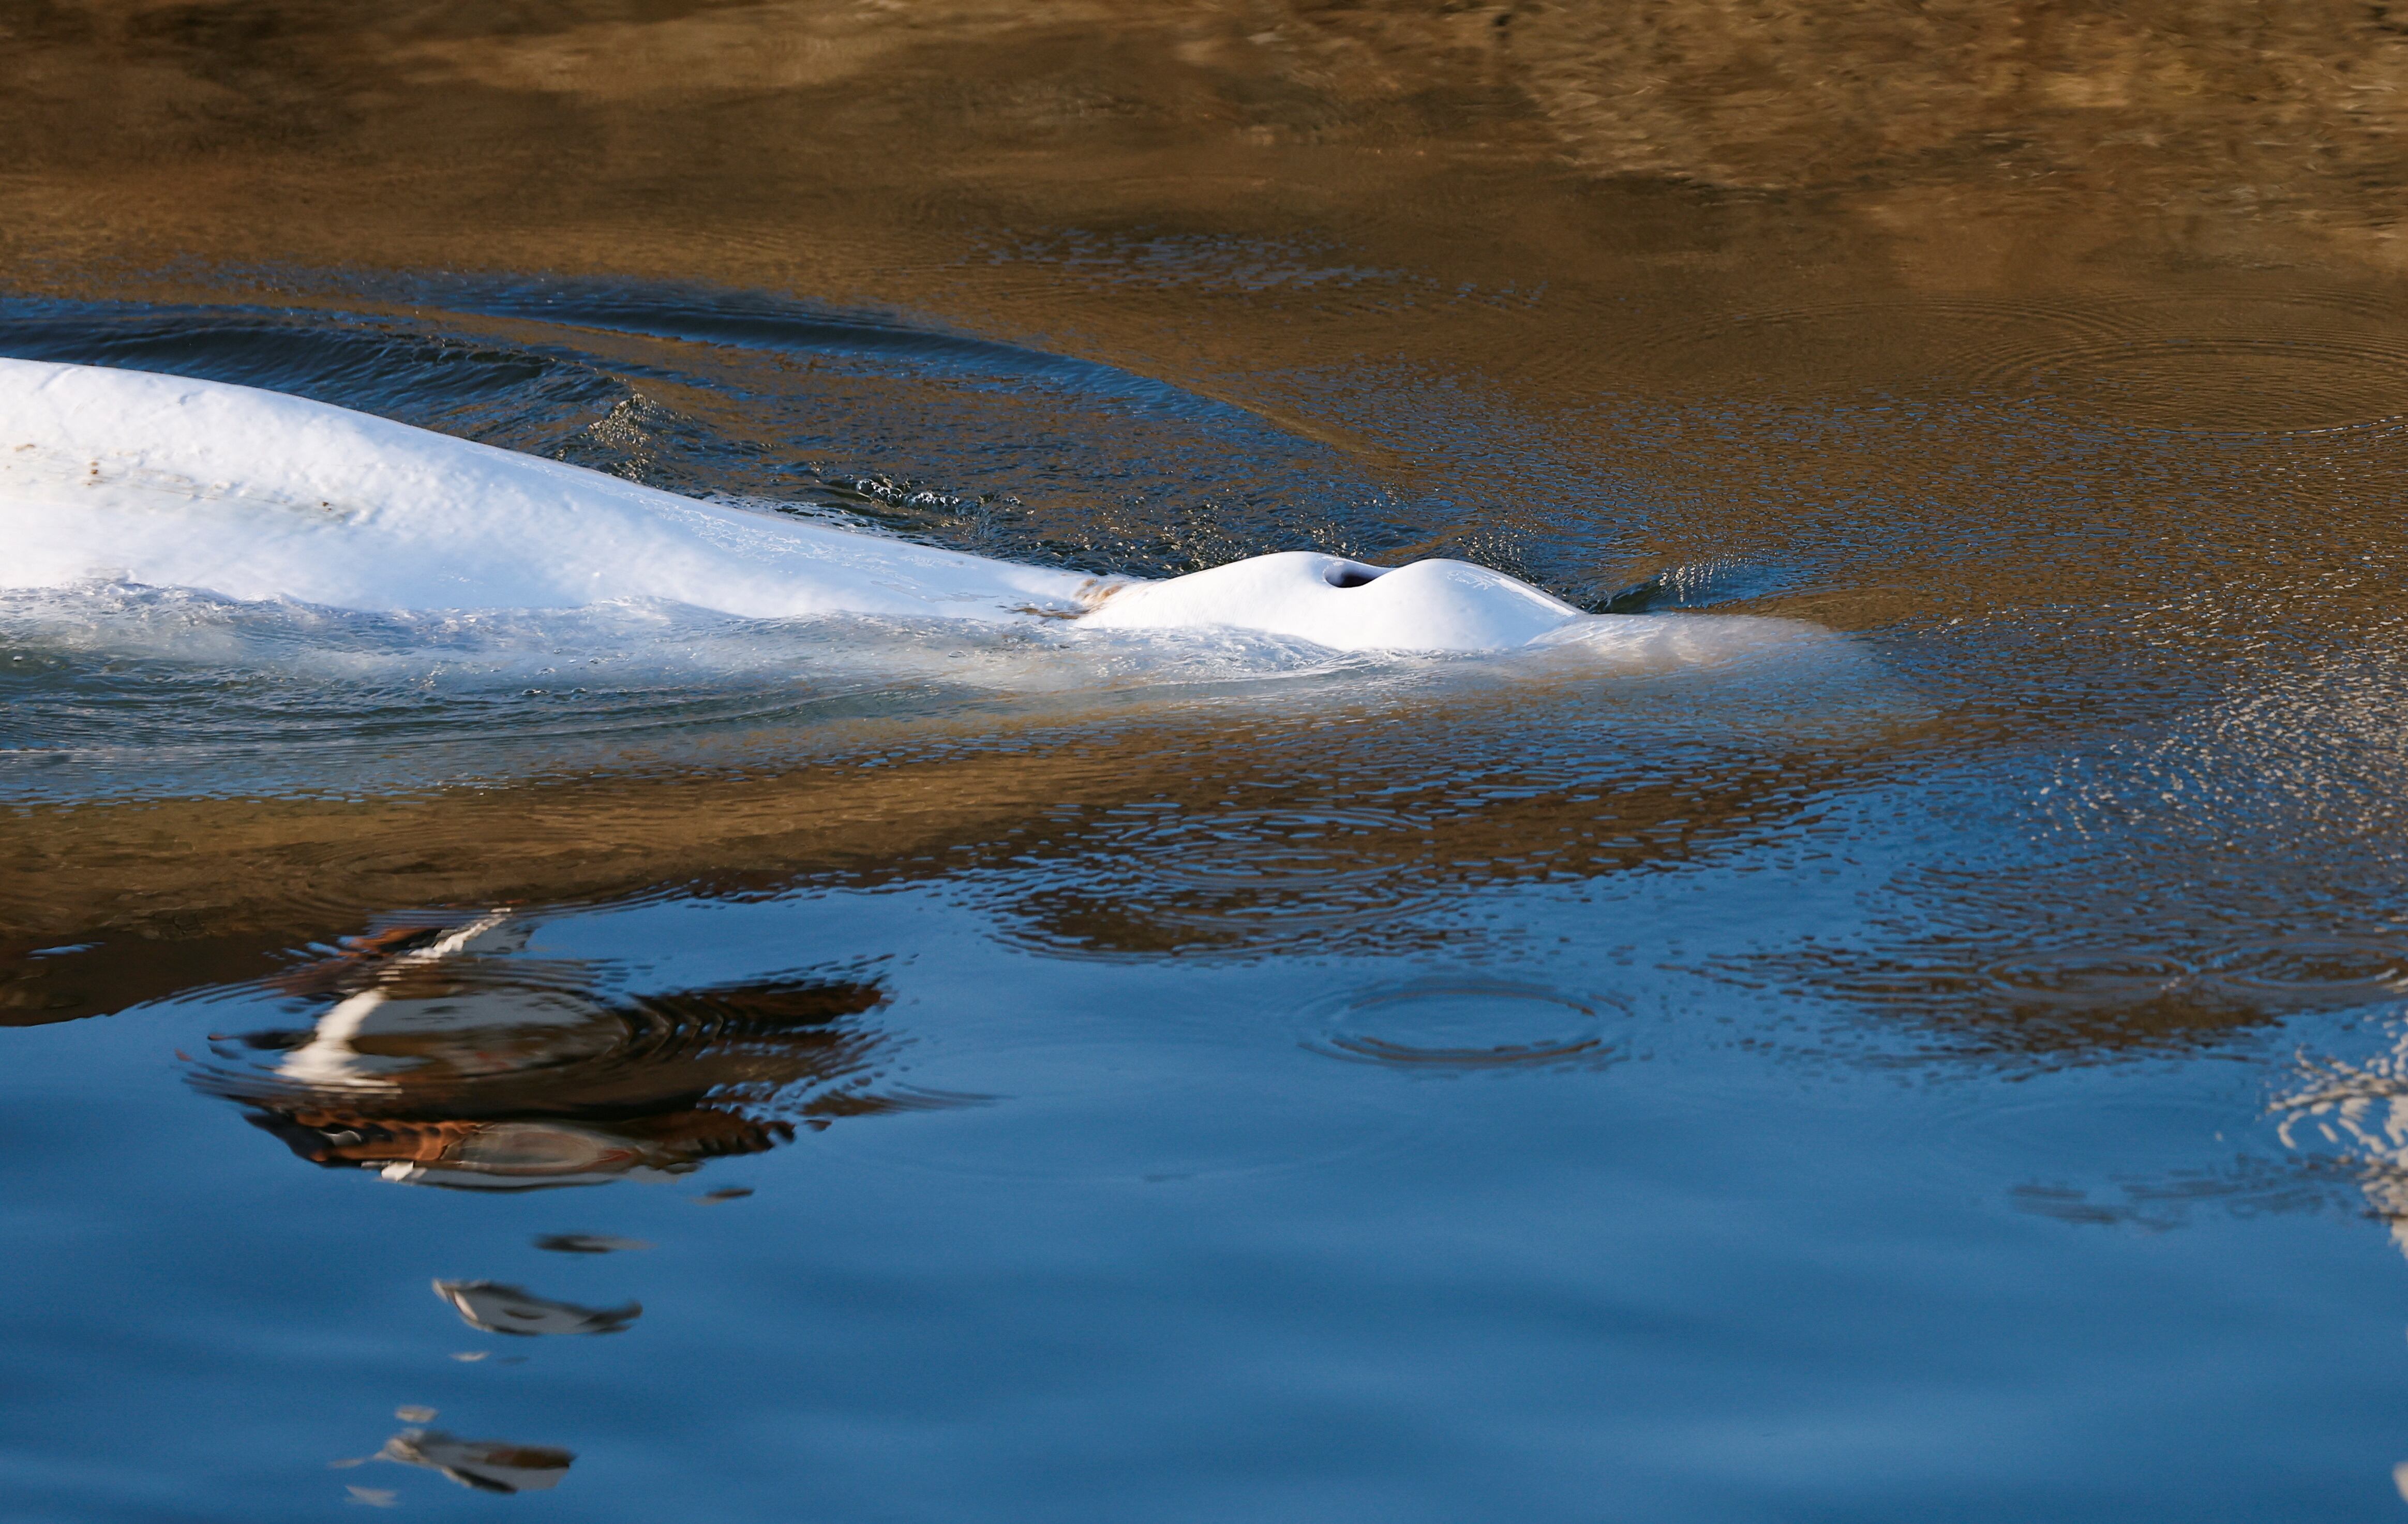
[432,1278,640,1337]
[2276,1027,2408,1263]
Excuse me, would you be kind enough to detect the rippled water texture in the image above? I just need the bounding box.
[13,3,2408,1519]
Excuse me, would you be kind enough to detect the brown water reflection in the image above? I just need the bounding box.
[9,0,2408,1067]
[15,0,2408,432]
[13,0,2408,288]
[5,688,1880,1022]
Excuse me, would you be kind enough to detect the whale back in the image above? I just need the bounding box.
[0,357,1096,621]
[0,358,1801,660]
[1083,551,1583,652]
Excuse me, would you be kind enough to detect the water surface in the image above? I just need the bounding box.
[10,4,2408,1519]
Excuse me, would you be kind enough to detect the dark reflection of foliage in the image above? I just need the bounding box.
[185,913,964,1189]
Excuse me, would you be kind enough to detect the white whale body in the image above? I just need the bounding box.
[1,359,1097,625]
[1079,550,1581,651]
[0,358,1786,657]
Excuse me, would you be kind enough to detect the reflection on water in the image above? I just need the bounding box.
[2279,1030,2408,1263]
[6,625,1898,1027]
[14,0,2408,298]
[531,1233,651,1255]
[2270,1030,2408,1510]
[433,1279,639,1338]
[371,1428,573,1496]
[17,0,2408,1517]
[187,910,941,1189]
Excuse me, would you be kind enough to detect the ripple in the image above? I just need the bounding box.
[0,280,1402,584]
[1970,335,2408,433]
[1581,293,2152,392]
[2204,937,2408,998]
[1940,292,2408,433]
[1909,1086,2275,1210]
[1300,979,1616,1072]
[1587,290,2408,433]
[1597,557,1814,613]
[808,1029,1412,1182]
[1982,949,2198,1005]
[1128,806,1429,895]
[997,804,1450,954]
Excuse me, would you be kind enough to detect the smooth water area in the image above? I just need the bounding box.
[16,885,2408,1522]
[13,3,2408,1518]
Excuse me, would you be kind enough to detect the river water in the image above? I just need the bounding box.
[9,4,2408,1519]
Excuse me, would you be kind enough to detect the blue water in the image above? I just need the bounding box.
[11,278,2408,1521]
[10,877,2408,1521]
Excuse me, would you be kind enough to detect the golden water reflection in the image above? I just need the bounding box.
[9,681,1886,1020]
[13,0,2408,293]
[9,1,2408,1068]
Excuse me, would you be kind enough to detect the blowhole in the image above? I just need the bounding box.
[1323,562,1386,590]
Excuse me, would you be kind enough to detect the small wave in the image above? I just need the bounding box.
[1299,978,1619,1073]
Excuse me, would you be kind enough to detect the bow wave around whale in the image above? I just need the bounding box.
[1,358,1817,661]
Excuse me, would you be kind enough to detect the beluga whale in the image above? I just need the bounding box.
[0,358,1802,659]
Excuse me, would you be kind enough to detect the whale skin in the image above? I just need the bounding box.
[0,358,1701,655]
[1081,551,1582,652]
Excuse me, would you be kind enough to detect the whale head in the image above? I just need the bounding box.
[1079,551,1584,653]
